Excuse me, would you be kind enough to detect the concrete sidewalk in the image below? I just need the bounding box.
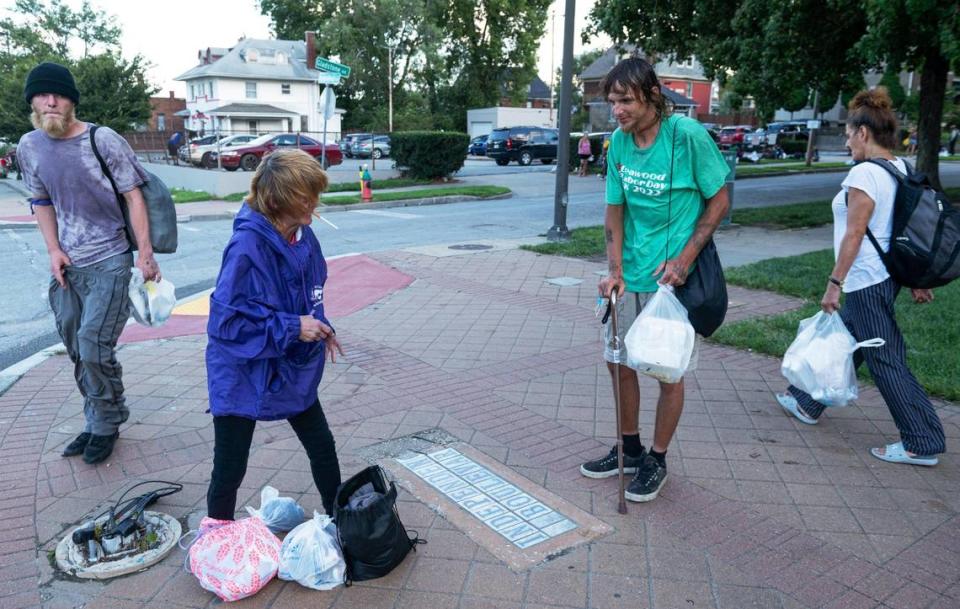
[0,246,957,609]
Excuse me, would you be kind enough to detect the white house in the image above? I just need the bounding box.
[175,34,344,142]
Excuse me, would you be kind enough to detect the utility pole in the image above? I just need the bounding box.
[805,90,819,167]
[387,43,394,133]
[547,0,575,242]
[549,8,556,124]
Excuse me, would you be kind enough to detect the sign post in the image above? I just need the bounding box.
[319,85,337,169]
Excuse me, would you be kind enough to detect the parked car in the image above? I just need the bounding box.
[486,126,559,166]
[717,125,752,148]
[764,121,808,146]
[179,134,219,163]
[191,134,259,168]
[216,133,343,171]
[339,133,373,158]
[353,135,391,159]
[746,127,766,149]
[468,135,488,156]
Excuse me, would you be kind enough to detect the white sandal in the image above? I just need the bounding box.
[870,442,938,466]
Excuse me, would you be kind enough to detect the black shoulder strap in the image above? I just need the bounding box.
[865,157,909,183]
[88,125,123,203]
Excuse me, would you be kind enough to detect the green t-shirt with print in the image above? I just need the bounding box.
[605,114,729,293]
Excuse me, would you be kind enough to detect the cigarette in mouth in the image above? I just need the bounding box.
[313,210,338,229]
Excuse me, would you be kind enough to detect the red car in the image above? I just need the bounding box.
[717,125,752,148]
[217,133,343,171]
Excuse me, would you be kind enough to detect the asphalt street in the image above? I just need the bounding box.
[2,161,960,371]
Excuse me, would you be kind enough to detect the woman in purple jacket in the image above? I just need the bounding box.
[205,149,343,518]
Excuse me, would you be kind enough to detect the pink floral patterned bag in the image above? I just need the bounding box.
[187,517,281,602]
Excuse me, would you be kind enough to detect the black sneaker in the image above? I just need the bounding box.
[83,432,119,465]
[624,454,667,503]
[62,432,91,457]
[580,445,645,479]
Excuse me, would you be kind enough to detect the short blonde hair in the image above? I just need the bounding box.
[246,149,329,224]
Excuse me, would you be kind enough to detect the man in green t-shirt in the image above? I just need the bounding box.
[580,57,730,503]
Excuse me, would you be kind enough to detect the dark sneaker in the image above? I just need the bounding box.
[82,432,119,465]
[580,445,645,479]
[62,432,91,457]
[624,455,667,503]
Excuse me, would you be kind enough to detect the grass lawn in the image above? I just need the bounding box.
[222,177,439,201]
[321,185,509,206]
[736,161,850,177]
[713,249,960,401]
[520,226,605,258]
[170,188,214,204]
[732,187,960,230]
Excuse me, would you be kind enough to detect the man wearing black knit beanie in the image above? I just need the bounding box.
[18,61,162,465]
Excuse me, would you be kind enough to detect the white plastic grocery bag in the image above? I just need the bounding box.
[244,485,306,534]
[278,512,346,590]
[624,285,696,383]
[128,268,176,327]
[781,311,885,407]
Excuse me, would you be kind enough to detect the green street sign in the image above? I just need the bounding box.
[315,57,351,78]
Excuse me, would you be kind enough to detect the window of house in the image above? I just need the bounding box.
[246,82,257,99]
[281,83,291,95]
[157,114,166,131]
[208,81,214,98]
[686,82,693,97]
[247,120,257,133]
[189,84,195,100]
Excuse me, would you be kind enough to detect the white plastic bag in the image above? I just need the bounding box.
[624,285,696,383]
[781,311,885,407]
[244,486,305,534]
[278,511,346,590]
[128,268,176,327]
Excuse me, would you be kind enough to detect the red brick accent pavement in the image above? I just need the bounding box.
[0,247,957,609]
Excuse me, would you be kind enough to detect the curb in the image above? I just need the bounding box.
[735,167,850,179]
[0,193,514,229]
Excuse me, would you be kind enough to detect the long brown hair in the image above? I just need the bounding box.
[601,56,671,121]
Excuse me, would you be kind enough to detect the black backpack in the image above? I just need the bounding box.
[861,159,960,289]
[89,125,178,254]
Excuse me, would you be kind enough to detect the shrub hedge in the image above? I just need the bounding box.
[391,131,470,179]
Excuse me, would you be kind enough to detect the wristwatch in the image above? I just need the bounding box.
[828,276,844,288]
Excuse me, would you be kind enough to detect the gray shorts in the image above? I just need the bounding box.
[602,290,700,375]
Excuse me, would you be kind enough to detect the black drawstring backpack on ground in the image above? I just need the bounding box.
[334,465,423,583]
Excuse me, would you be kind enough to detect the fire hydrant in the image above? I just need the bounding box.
[359,165,373,202]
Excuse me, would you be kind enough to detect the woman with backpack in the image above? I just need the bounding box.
[776,88,945,466]
[205,149,344,519]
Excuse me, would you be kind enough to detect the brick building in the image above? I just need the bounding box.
[148,91,186,132]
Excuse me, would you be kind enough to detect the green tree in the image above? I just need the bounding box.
[556,49,604,132]
[260,0,552,132]
[586,0,960,188]
[0,0,153,142]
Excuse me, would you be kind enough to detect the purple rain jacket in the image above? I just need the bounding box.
[206,203,333,420]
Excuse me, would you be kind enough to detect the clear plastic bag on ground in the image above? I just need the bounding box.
[128,268,176,327]
[186,516,281,602]
[244,486,305,534]
[781,311,885,407]
[278,511,346,590]
[624,285,695,383]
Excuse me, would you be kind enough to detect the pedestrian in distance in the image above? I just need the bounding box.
[776,88,945,466]
[907,128,918,155]
[581,56,730,502]
[18,62,161,464]
[949,124,959,156]
[205,148,344,520]
[167,131,183,165]
[578,133,592,177]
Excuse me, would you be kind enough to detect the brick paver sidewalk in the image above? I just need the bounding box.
[0,248,957,609]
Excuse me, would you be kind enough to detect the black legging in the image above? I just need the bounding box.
[206,401,341,519]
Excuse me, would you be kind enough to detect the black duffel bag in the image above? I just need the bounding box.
[334,465,423,583]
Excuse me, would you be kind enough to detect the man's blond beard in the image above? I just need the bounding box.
[31,106,76,137]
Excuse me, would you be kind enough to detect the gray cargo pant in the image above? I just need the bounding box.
[49,252,133,436]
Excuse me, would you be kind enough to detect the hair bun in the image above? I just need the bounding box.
[850,88,893,112]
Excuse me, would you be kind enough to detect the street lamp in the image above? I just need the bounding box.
[547,0,576,241]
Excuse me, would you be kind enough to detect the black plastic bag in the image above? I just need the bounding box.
[334,465,422,582]
[675,239,728,338]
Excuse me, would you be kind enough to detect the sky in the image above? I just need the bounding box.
[1,0,609,97]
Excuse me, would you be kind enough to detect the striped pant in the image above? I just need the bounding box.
[788,278,945,456]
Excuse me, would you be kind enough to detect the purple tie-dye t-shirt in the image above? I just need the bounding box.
[18,123,148,267]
